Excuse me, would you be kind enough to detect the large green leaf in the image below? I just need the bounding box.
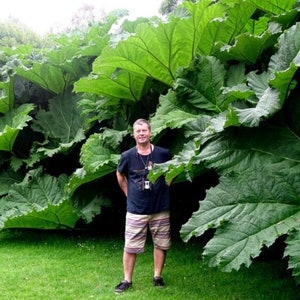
[247,0,297,13]
[14,22,116,95]
[16,63,66,94]
[148,139,204,184]
[0,170,23,196]
[0,104,34,152]
[76,0,226,101]
[172,56,228,113]
[182,156,300,274]
[93,19,191,87]
[66,129,127,196]
[216,22,281,64]
[201,1,257,55]
[0,79,14,113]
[0,169,79,230]
[223,22,300,127]
[198,126,300,172]
[268,22,300,101]
[234,87,281,127]
[3,200,77,230]
[150,94,198,137]
[181,125,300,279]
[285,230,300,284]
[66,167,116,197]
[74,67,148,101]
[31,91,85,157]
[214,0,300,64]
[80,130,123,173]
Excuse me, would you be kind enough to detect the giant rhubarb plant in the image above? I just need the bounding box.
[0,0,299,284]
[76,0,300,283]
[147,0,300,283]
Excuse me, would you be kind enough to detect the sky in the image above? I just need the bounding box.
[0,0,163,35]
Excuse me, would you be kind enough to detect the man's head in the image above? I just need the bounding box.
[133,119,151,146]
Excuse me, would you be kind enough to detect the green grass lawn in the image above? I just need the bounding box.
[0,229,299,300]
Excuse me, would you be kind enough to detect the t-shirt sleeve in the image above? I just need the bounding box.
[117,153,128,174]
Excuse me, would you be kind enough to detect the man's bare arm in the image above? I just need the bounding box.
[116,170,128,197]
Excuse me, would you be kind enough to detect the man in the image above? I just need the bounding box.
[115,118,172,293]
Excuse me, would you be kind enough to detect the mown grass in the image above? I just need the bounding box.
[0,229,299,300]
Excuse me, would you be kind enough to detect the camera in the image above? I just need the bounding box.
[135,178,152,190]
[144,180,152,190]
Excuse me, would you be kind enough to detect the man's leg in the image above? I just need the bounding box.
[122,212,148,282]
[153,247,166,277]
[123,251,136,283]
[150,211,171,284]
[115,251,136,293]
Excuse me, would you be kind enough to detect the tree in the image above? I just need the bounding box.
[0,19,42,48]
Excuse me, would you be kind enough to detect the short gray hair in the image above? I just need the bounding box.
[133,118,151,130]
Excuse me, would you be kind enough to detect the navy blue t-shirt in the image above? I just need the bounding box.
[117,145,172,214]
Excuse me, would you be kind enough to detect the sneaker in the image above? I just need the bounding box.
[114,280,132,293]
[153,276,165,288]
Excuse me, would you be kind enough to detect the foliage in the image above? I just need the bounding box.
[0,20,43,47]
[0,0,300,284]
[0,168,78,229]
[0,13,121,228]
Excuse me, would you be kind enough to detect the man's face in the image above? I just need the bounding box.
[133,123,151,145]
